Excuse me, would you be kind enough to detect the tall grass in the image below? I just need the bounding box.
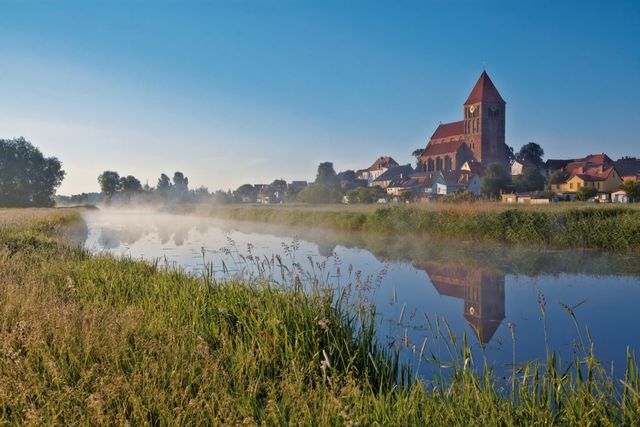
[0,209,639,424]
[204,204,640,252]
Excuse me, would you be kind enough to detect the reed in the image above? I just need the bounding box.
[0,209,638,424]
[204,204,640,252]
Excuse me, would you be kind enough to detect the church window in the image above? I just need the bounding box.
[445,156,452,171]
[436,157,443,171]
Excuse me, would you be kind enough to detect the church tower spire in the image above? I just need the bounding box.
[463,71,507,166]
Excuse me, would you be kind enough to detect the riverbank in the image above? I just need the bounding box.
[1,209,639,424]
[197,203,640,252]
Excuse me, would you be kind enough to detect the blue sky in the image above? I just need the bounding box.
[1,0,639,194]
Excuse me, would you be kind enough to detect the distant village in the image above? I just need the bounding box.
[239,71,639,205]
[58,71,639,206]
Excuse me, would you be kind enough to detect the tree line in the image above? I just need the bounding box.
[0,138,65,207]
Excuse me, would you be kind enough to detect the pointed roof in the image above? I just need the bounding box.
[464,71,505,105]
[431,120,464,140]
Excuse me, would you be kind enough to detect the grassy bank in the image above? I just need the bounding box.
[201,203,640,252]
[1,209,639,424]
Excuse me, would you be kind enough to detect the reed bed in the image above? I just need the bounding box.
[204,204,640,252]
[0,209,639,425]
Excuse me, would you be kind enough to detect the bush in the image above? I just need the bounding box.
[576,186,598,201]
[346,186,387,204]
[297,183,342,204]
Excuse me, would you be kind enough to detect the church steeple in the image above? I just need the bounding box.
[463,71,507,166]
[464,71,505,105]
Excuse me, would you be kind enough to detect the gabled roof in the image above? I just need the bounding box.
[464,71,505,105]
[420,140,465,158]
[373,164,414,183]
[368,156,399,171]
[430,121,464,140]
[546,159,573,172]
[462,161,485,175]
[578,153,613,164]
[439,170,478,186]
[614,158,640,179]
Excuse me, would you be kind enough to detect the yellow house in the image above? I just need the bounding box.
[551,165,622,194]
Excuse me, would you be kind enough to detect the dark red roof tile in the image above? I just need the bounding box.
[464,71,505,105]
[430,121,464,140]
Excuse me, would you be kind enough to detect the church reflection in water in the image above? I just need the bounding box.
[418,262,506,344]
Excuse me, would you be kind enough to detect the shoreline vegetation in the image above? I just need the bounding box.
[1,209,639,424]
[193,203,640,253]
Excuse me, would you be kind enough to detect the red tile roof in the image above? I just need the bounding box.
[430,121,464,140]
[420,140,465,157]
[464,71,505,105]
[578,153,613,164]
[368,156,399,171]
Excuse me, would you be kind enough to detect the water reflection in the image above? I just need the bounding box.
[81,209,640,376]
[420,262,505,344]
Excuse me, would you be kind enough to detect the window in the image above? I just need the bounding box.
[570,183,574,189]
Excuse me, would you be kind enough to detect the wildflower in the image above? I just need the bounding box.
[318,318,330,332]
[537,289,546,315]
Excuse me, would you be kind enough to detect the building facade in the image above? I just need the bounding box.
[418,71,509,173]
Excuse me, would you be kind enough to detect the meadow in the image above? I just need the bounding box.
[1,208,639,425]
[196,202,640,252]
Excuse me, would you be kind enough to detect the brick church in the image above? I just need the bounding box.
[418,71,508,173]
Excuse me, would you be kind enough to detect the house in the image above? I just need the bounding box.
[611,190,629,204]
[433,171,481,195]
[501,192,550,204]
[614,157,640,182]
[356,156,399,185]
[461,160,485,176]
[550,164,622,195]
[371,164,414,189]
[510,159,536,176]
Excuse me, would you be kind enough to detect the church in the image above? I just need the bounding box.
[418,71,508,173]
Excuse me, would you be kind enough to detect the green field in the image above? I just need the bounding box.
[1,208,639,425]
[193,202,640,252]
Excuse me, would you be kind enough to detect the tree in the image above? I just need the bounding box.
[0,137,65,207]
[235,184,256,202]
[98,171,121,199]
[620,180,640,202]
[481,163,511,198]
[506,145,516,162]
[270,179,287,188]
[412,148,424,164]
[516,142,545,169]
[120,175,142,194]
[346,186,387,204]
[157,173,172,192]
[546,170,565,190]
[172,172,189,193]
[315,162,339,189]
[297,183,341,204]
[337,170,356,182]
[513,167,546,192]
[576,186,597,201]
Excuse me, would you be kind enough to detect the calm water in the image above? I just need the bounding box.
[82,209,640,379]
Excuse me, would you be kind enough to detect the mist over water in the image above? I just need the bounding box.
[82,208,640,379]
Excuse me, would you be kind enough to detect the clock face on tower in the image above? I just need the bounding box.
[469,105,476,113]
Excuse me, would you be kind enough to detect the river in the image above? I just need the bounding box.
[81,208,640,380]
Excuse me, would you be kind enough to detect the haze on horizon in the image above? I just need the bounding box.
[1,0,639,195]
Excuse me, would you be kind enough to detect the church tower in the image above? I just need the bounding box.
[463,71,507,166]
